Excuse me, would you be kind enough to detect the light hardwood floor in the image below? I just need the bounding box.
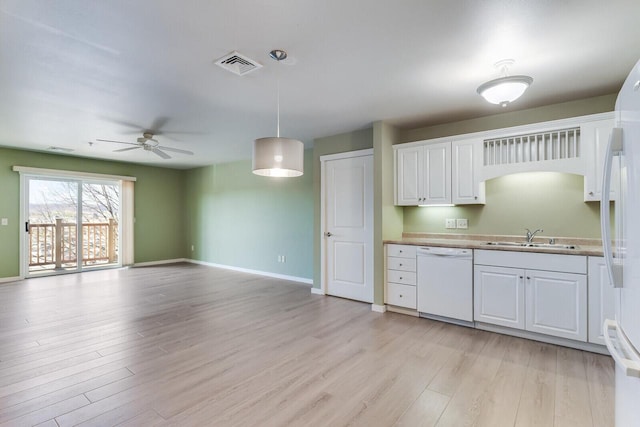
[0,264,613,426]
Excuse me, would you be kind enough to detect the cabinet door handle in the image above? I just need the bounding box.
[527,276,531,280]
[519,276,523,279]
[399,263,403,266]
[399,294,403,298]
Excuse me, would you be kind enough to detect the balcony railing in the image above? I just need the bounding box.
[29,219,118,268]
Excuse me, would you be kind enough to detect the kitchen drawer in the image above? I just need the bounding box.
[387,244,416,259]
[387,256,416,272]
[387,270,416,286]
[387,283,417,309]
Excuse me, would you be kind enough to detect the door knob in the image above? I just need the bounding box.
[325,232,333,237]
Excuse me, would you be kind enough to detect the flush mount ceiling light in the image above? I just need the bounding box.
[252,49,304,178]
[477,59,533,108]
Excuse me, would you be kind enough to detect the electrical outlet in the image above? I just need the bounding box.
[456,218,468,229]
[445,218,456,229]
[282,255,286,263]
[1,218,7,226]
[191,245,195,251]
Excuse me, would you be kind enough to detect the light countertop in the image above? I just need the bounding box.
[384,233,604,257]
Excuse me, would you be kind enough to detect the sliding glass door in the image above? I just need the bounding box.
[81,181,120,269]
[27,178,80,273]
[25,176,121,276]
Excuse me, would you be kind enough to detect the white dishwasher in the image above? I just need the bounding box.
[417,246,473,324]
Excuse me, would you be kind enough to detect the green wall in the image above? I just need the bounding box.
[374,122,403,305]
[312,128,374,289]
[403,172,606,238]
[184,150,313,280]
[0,147,186,278]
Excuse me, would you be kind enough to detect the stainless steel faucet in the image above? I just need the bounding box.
[525,228,543,243]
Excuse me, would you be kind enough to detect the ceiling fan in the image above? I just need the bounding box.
[97,133,194,159]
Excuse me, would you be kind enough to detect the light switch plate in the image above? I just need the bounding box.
[456,218,468,229]
[1,218,7,226]
[445,219,456,229]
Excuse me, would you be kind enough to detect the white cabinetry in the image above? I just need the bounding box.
[525,270,587,341]
[474,250,588,342]
[396,146,422,205]
[452,138,485,204]
[583,118,617,201]
[395,139,484,206]
[474,265,525,329]
[385,244,417,309]
[588,256,616,345]
[424,142,451,204]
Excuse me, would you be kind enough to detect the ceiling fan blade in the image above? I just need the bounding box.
[97,138,138,145]
[114,146,142,153]
[100,117,144,131]
[157,146,194,155]
[149,117,170,132]
[160,130,207,135]
[147,138,159,143]
[152,148,171,159]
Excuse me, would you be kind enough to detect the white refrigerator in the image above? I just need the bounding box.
[601,57,640,427]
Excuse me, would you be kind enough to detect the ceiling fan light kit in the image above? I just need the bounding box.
[252,49,304,178]
[477,59,533,107]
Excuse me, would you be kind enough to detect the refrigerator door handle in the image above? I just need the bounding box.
[604,319,640,378]
[600,127,623,288]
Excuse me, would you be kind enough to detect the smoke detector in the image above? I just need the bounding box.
[214,51,263,76]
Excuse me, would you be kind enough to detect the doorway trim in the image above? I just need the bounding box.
[319,148,374,296]
[14,166,136,279]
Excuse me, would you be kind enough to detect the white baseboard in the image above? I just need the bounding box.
[371,304,387,313]
[310,288,325,295]
[386,305,419,317]
[0,276,21,284]
[133,258,189,267]
[475,322,609,355]
[186,259,313,285]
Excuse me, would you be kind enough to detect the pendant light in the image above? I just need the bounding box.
[477,59,533,108]
[252,50,304,177]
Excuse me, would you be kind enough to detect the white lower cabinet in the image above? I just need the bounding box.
[588,256,616,345]
[385,244,417,309]
[474,266,525,329]
[473,250,588,342]
[525,270,587,341]
[387,283,417,309]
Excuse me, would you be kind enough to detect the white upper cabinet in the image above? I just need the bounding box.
[395,140,484,206]
[395,112,615,206]
[452,138,486,204]
[396,146,422,205]
[582,118,617,201]
[423,142,451,204]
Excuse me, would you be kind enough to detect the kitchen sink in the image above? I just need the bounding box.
[484,242,579,250]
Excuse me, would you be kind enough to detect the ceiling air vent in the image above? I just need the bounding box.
[214,51,262,76]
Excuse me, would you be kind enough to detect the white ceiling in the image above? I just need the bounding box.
[1,0,640,169]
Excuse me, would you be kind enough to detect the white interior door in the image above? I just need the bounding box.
[322,151,373,303]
